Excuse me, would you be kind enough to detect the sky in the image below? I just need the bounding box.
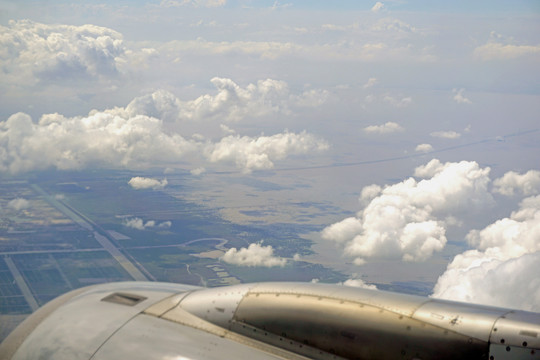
[1,0,539,311]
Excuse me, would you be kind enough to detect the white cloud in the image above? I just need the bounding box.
[128,177,168,190]
[124,90,185,123]
[433,195,540,311]
[220,124,235,134]
[371,2,386,13]
[123,218,146,230]
[8,198,30,211]
[363,77,378,89]
[339,278,378,290]
[221,242,287,267]
[364,122,404,134]
[161,39,301,60]
[452,88,472,104]
[123,217,172,230]
[493,170,540,196]
[415,143,433,153]
[0,83,328,174]
[360,184,382,205]
[190,167,206,176]
[158,221,172,229]
[322,159,493,263]
[430,130,461,139]
[383,95,412,108]
[324,17,418,39]
[321,24,347,32]
[161,37,436,63]
[291,88,330,108]
[125,78,327,123]
[371,18,418,35]
[473,31,540,61]
[205,131,329,173]
[474,42,540,61]
[0,111,196,174]
[0,20,142,86]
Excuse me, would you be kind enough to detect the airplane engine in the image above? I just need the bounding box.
[1,281,539,360]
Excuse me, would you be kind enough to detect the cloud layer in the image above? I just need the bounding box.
[322,159,493,264]
[0,111,194,173]
[493,170,540,196]
[433,195,540,311]
[323,161,540,311]
[125,78,328,123]
[0,20,130,85]
[205,131,328,172]
[0,83,328,174]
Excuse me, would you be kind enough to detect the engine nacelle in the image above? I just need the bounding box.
[1,281,539,360]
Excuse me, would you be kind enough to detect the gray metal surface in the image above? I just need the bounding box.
[92,313,305,360]
[490,311,540,348]
[171,282,540,359]
[489,310,540,359]
[412,299,509,342]
[232,289,487,359]
[2,281,540,360]
[246,282,428,317]
[8,282,199,360]
[179,283,253,328]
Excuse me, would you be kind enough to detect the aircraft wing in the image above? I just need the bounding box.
[1,281,539,360]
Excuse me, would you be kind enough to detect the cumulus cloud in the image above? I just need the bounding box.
[0,20,139,86]
[383,95,412,108]
[363,77,378,89]
[373,18,417,33]
[124,78,327,123]
[430,130,461,139]
[474,32,540,61]
[205,131,329,173]
[415,143,433,153]
[433,195,540,311]
[128,177,168,190]
[221,242,287,267]
[452,88,472,104]
[371,2,386,13]
[0,112,196,174]
[124,217,172,230]
[220,124,235,135]
[364,122,404,134]
[190,167,206,175]
[322,159,493,264]
[7,198,31,211]
[339,278,378,290]
[0,84,328,174]
[493,170,540,196]
[360,184,382,205]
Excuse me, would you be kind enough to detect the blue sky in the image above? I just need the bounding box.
[1,0,539,310]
